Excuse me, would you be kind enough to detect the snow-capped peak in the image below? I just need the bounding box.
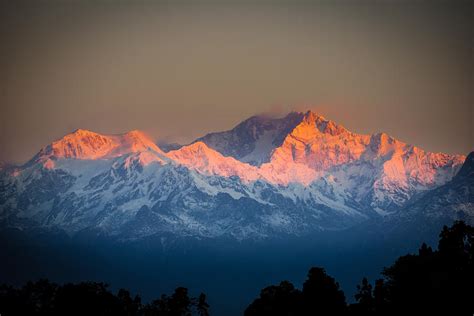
[108,130,165,157]
[195,111,305,166]
[296,110,349,137]
[167,141,261,182]
[39,129,118,160]
[34,129,165,162]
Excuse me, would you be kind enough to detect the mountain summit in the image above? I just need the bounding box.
[33,129,165,162]
[195,111,305,166]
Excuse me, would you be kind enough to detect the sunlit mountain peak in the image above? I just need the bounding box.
[35,129,164,161]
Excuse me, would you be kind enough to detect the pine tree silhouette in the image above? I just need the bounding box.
[196,293,210,316]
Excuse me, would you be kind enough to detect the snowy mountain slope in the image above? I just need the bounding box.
[397,151,474,224]
[0,154,359,239]
[167,142,261,182]
[0,111,469,240]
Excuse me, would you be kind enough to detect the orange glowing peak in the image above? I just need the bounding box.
[167,142,261,182]
[109,130,165,157]
[28,111,466,190]
[296,110,349,137]
[46,129,117,159]
[38,129,165,161]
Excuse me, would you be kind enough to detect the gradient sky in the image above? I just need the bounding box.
[1,1,472,164]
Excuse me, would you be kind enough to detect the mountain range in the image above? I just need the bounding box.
[0,111,471,240]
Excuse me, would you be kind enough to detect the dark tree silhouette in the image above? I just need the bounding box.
[301,267,347,315]
[349,220,474,316]
[354,277,373,306]
[142,286,196,316]
[53,282,122,316]
[168,287,192,316]
[245,221,474,316]
[196,293,210,316]
[436,221,474,315]
[117,288,141,316]
[0,280,207,316]
[349,277,374,315]
[245,268,346,315]
[380,221,474,315]
[0,279,58,316]
[244,280,302,316]
[372,279,389,315]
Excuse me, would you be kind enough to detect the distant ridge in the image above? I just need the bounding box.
[0,110,469,240]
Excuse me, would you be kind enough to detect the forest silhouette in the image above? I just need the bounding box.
[1,221,472,315]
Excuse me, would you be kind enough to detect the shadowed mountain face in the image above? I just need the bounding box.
[399,151,473,224]
[195,112,305,166]
[456,151,474,179]
[0,110,469,240]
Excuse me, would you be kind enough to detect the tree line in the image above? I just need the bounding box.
[0,281,209,316]
[1,221,473,315]
[245,221,474,316]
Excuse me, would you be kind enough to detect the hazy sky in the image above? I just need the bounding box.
[1,1,472,163]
